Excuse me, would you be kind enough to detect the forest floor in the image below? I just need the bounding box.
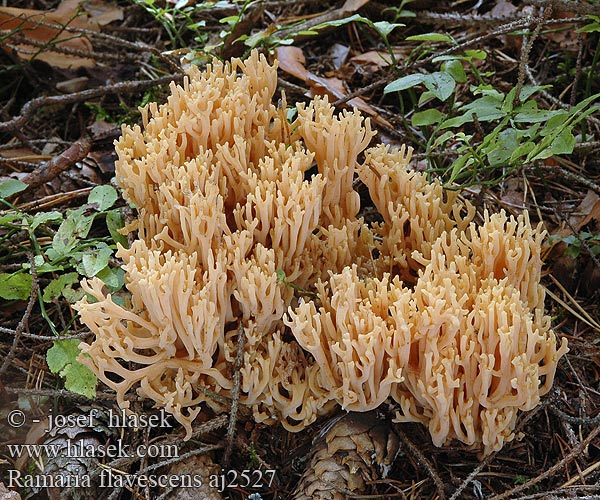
[1,0,600,499]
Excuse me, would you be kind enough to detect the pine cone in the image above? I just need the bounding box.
[293,412,400,500]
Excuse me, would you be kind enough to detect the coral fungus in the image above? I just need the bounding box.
[76,51,567,455]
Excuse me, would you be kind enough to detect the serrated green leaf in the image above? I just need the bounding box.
[47,339,96,399]
[407,32,454,43]
[64,362,97,399]
[0,180,28,199]
[383,73,426,93]
[88,185,118,211]
[0,273,32,300]
[412,109,443,126]
[42,272,80,302]
[422,72,455,101]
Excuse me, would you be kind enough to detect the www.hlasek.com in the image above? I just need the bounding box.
[4,408,276,492]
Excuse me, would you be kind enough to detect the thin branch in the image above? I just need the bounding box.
[0,253,38,375]
[0,74,184,134]
[222,321,246,468]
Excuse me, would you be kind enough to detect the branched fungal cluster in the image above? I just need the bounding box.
[76,51,567,455]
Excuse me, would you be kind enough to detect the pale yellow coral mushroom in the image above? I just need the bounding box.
[75,50,567,455]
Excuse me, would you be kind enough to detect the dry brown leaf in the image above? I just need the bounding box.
[0,0,98,68]
[569,190,600,232]
[276,46,309,81]
[276,46,393,128]
[349,50,396,72]
[81,0,123,26]
[340,0,371,11]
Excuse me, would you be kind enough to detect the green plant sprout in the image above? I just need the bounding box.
[0,181,129,398]
[275,269,318,299]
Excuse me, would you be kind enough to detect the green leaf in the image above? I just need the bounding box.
[42,272,80,303]
[412,109,443,126]
[539,111,570,136]
[372,21,403,38]
[422,72,455,101]
[47,339,96,399]
[519,85,552,101]
[88,185,118,211]
[551,128,576,155]
[30,211,63,231]
[0,213,21,225]
[514,108,563,123]
[0,180,28,199]
[384,73,426,93]
[406,33,454,43]
[510,141,536,162]
[312,13,364,29]
[431,130,455,150]
[48,207,94,260]
[487,128,519,166]
[464,49,487,60]
[77,244,113,278]
[106,209,128,247]
[0,273,32,300]
[442,59,467,83]
[95,266,125,293]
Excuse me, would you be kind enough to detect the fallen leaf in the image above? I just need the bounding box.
[276,46,309,82]
[0,0,98,69]
[569,190,600,231]
[276,46,393,128]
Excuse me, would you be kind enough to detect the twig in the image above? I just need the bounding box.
[21,135,92,189]
[0,326,91,340]
[0,74,184,134]
[515,5,552,105]
[0,253,38,375]
[540,165,600,195]
[222,321,246,468]
[395,427,446,500]
[488,423,600,500]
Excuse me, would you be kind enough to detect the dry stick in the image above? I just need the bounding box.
[571,29,585,107]
[488,423,600,500]
[0,74,184,133]
[222,322,246,468]
[0,253,38,375]
[515,5,553,105]
[4,386,139,401]
[0,326,90,340]
[395,427,446,500]
[21,135,92,189]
